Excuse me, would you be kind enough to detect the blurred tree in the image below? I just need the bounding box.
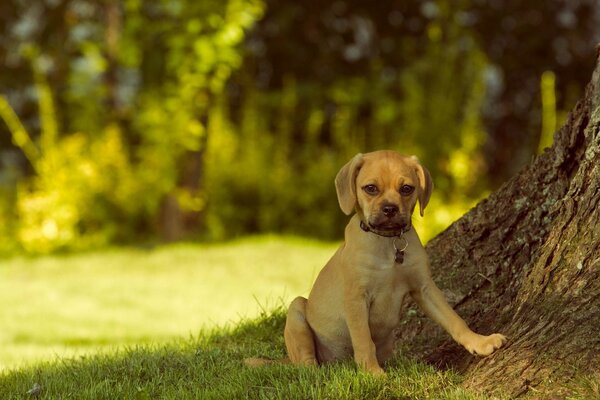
[202,0,599,241]
[0,0,263,252]
[1,0,599,251]
[125,0,263,240]
[205,0,496,240]
[466,0,600,186]
[234,0,600,186]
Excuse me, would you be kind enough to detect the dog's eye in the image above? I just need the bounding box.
[400,185,414,195]
[363,185,379,195]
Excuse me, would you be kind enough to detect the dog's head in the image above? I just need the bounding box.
[335,150,433,234]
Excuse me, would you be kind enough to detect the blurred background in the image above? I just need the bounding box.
[1,0,600,254]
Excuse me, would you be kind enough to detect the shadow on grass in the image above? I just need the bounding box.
[0,308,497,400]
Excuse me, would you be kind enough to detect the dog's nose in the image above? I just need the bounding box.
[382,204,399,217]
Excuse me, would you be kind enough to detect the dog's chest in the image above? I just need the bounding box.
[365,268,410,331]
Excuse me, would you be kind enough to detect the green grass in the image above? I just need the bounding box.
[0,236,594,399]
[1,309,492,399]
[0,235,336,370]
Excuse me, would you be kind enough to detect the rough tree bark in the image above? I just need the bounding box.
[397,47,600,398]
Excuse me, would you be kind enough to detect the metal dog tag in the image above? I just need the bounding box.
[395,250,404,264]
[393,235,408,264]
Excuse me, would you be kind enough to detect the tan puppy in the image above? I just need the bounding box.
[250,150,507,373]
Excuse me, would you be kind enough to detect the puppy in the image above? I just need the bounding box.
[249,150,506,374]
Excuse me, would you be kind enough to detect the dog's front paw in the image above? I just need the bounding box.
[465,333,507,356]
[366,365,386,376]
[355,355,386,375]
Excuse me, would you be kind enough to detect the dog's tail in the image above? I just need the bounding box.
[243,357,291,367]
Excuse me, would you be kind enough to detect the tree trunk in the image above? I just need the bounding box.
[397,46,600,398]
[103,0,121,117]
[159,110,209,242]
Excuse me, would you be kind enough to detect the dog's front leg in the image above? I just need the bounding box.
[343,290,384,375]
[411,277,506,356]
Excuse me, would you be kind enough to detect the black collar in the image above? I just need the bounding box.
[359,220,409,238]
[359,220,410,264]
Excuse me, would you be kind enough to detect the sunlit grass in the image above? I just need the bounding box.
[0,308,498,400]
[0,236,592,399]
[0,236,338,370]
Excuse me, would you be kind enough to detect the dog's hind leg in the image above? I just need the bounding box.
[284,296,318,366]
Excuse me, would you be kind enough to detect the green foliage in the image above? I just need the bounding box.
[0,0,264,252]
[17,126,139,252]
[203,6,490,242]
[0,96,39,163]
[539,70,557,153]
[204,113,346,239]
[4,0,584,250]
[0,185,18,255]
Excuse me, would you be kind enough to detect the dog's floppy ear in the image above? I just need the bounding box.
[412,158,433,217]
[335,153,364,215]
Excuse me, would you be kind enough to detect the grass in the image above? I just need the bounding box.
[0,235,336,370]
[0,236,594,399]
[1,309,491,399]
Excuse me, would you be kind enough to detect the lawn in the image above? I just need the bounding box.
[1,308,496,400]
[0,236,337,370]
[1,236,491,399]
[3,236,593,399]
[0,236,488,400]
